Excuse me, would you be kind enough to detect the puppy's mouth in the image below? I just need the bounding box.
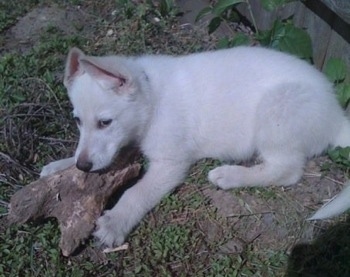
[77,158,117,175]
[75,155,116,174]
[108,145,140,170]
[77,145,139,175]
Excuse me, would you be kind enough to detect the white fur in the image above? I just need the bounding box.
[309,182,350,220]
[41,46,350,246]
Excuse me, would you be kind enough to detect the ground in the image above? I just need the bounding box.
[1,0,350,276]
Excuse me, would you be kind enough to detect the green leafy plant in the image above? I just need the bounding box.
[116,0,176,19]
[321,59,350,166]
[196,0,244,34]
[158,0,176,17]
[257,19,312,60]
[324,58,347,83]
[196,0,312,60]
[324,58,350,108]
[328,147,350,168]
[216,32,251,48]
[260,0,296,11]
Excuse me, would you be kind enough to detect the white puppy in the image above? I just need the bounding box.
[41,46,350,247]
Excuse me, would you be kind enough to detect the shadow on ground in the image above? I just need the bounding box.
[286,218,350,277]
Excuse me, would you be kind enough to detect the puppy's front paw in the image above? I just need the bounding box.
[40,162,61,177]
[94,210,128,248]
[40,158,75,178]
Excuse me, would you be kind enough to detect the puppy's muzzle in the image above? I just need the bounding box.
[76,159,93,172]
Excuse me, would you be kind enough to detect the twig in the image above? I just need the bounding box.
[39,137,76,144]
[303,172,345,185]
[0,152,18,164]
[226,211,274,218]
[0,200,9,206]
[103,243,129,253]
[24,77,64,112]
[5,114,56,119]
[0,151,37,175]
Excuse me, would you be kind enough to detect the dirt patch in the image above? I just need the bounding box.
[201,156,346,254]
[2,5,92,54]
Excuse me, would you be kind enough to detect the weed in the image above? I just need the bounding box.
[324,58,350,166]
[328,147,350,169]
[256,19,312,60]
[158,0,177,17]
[323,58,350,108]
[197,0,312,60]
[207,255,242,276]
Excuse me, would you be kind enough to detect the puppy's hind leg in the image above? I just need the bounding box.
[208,152,305,189]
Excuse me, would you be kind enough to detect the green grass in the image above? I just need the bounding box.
[2,0,350,276]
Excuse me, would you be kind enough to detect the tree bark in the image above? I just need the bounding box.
[7,147,141,256]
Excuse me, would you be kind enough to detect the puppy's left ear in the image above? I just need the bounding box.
[79,58,133,95]
[64,47,85,88]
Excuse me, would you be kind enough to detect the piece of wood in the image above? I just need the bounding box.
[7,148,141,256]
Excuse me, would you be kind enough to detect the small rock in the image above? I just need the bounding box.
[106,29,114,36]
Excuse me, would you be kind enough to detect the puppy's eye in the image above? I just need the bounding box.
[98,119,112,129]
[74,116,81,126]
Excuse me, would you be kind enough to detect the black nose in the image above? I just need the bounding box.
[76,160,93,172]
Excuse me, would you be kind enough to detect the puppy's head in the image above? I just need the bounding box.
[64,48,142,172]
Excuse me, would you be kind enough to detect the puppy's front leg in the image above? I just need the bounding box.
[94,160,190,247]
[40,157,75,177]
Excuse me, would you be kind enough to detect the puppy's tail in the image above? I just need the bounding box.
[309,119,350,220]
[309,182,350,220]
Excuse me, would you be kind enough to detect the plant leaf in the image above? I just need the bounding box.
[208,17,222,34]
[231,33,250,46]
[336,83,350,108]
[279,23,312,60]
[195,6,212,22]
[159,0,174,16]
[217,37,230,49]
[261,0,297,12]
[328,147,350,167]
[212,0,245,16]
[324,58,347,83]
[264,20,312,60]
[255,29,273,46]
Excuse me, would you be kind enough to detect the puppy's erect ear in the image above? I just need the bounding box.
[64,47,85,88]
[79,58,131,93]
